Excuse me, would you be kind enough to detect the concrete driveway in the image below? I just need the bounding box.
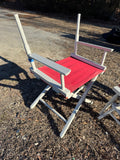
[0,7,70,69]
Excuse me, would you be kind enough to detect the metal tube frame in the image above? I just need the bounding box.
[74,13,81,55]
[14,14,36,71]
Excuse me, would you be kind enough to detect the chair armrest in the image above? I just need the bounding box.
[29,53,71,76]
[78,41,114,52]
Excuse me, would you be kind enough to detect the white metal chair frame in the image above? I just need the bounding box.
[14,13,113,138]
[98,86,120,125]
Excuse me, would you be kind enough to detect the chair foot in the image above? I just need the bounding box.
[98,107,114,120]
[84,98,93,104]
[98,114,105,120]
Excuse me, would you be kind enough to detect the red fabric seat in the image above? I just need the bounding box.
[38,57,103,92]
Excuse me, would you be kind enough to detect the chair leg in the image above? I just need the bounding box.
[98,106,120,125]
[98,94,120,123]
[30,85,51,109]
[98,94,118,117]
[60,80,94,138]
[60,97,83,138]
[110,113,120,125]
[98,108,114,120]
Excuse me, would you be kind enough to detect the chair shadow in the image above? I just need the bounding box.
[0,56,46,107]
[88,81,115,103]
[0,56,62,136]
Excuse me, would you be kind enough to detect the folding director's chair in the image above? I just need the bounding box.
[14,13,113,138]
[98,85,120,125]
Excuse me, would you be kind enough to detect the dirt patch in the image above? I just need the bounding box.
[0,8,120,160]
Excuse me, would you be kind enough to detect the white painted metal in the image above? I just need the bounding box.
[14,14,36,71]
[98,108,114,120]
[110,112,120,125]
[40,99,67,123]
[98,86,120,125]
[71,53,105,70]
[98,94,118,116]
[74,13,81,55]
[77,41,114,52]
[14,14,31,55]
[30,85,67,122]
[60,74,65,90]
[101,51,107,66]
[30,53,71,76]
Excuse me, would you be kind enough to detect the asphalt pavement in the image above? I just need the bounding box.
[0,7,68,68]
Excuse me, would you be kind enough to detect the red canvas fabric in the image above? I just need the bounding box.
[38,57,103,92]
